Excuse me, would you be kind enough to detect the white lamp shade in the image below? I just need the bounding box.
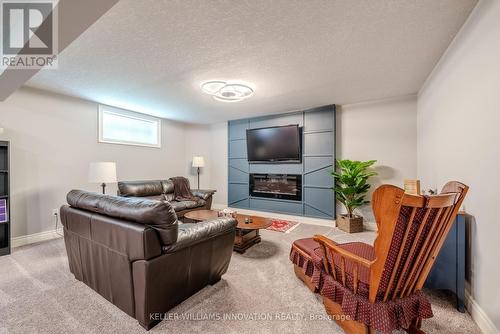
[88,162,117,183]
[0,127,4,134]
[192,156,205,167]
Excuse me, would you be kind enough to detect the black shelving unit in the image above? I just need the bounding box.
[0,141,10,256]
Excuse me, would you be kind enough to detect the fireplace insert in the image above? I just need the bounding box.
[249,173,302,201]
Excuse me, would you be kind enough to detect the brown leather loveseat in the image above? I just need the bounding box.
[61,190,236,330]
[117,179,215,218]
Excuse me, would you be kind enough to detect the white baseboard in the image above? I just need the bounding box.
[212,203,335,227]
[465,290,499,334]
[11,228,63,248]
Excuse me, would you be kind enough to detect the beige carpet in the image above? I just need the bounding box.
[0,223,481,334]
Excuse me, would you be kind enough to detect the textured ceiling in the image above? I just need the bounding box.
[26,0,477,123]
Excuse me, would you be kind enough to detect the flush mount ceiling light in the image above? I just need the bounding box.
[201,80,254,102]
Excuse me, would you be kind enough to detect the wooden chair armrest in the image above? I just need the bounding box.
[313,235,374,268]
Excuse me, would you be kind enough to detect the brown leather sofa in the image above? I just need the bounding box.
[117,179,215,218]
[61,190,236,330]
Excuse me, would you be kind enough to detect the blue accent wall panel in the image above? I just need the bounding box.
[304,204,333,219]
[304,187,334,217]
[249,112,303,129]
[304,108,335,132]
[250,198,303,215]
[228,118,249,207]
[229,158,249,172]
[232,199,250,209]
[229,140,247,159]
[304,156,333,173]
[304,166,333,188]
[228,183,249,206]
[304,131,334,156]
[228,105,335,219]
[229,167,248,184]
[304,156,334,188]
[249,163,303,175]
[229,119,248,140]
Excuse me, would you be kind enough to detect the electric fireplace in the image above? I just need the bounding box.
[249,173,302,201]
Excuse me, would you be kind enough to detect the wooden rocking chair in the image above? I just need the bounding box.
[290,181,468,334]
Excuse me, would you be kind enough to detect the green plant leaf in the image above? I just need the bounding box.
[332,159,377,214]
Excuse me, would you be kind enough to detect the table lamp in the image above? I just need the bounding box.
[192,156,205,189]
[88,162,117,194]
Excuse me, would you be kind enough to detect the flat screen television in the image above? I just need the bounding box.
[246,125,301,163]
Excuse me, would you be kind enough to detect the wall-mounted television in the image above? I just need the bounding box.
[246,124,301,163]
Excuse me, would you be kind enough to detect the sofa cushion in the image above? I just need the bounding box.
[169,199,206,212]
[67,190,179,245]
[142,195,166,202]
[118,180,164,197]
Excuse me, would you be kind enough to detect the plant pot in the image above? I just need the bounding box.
[336,214,363,233]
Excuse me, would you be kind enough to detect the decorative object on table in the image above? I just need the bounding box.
[266,219,300,233]
[0,140,10,256]
[192,156,205,189]
[404,179,421,195]
[88,162,117,194]
[331,159,377,233]
[218,208,237,218]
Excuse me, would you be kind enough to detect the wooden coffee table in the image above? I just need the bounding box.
[184,209,273,253]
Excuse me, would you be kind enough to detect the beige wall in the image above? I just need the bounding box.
[184,124,212,190]
[184,122,228,207]
[0,87,187,238]
[208,122,228,206]
[336,96,418,222]
[417,0,500,330]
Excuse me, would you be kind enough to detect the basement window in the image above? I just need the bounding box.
[98,105,161,148]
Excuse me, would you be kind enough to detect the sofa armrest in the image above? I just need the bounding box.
[191,189,216,201]
[60,205,163,262]
[162,217,236,253]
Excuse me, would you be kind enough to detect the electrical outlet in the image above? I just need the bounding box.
[52,209,59,216]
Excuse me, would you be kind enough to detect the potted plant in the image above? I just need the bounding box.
[331,159,377,233]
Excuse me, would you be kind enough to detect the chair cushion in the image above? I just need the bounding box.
[292,238,374,298]
[293,237,319,253]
